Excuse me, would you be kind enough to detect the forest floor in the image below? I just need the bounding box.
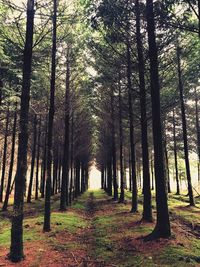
[0,190,200,267]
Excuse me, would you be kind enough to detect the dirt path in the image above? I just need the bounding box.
[0,191,200,267]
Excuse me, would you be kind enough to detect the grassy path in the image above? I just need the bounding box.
[0,190,200,266]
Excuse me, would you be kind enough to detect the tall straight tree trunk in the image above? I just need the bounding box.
[69,113,74,203]
[172,109,180,195]
[3,111,17,211]
[54,150,59,194]
[126,41,137,212]
[41,132,47,198]
[129,151,132,191]
[52,149,58,195]
[75,159,80,197]
[41,117,47,198]
[163,130,171,193]
[194,87,200,183]
[101,165,104,189]
[177,45,195,206]
[198,0,200,37]
[44,0,57,232]
[35,115,41,200]
[0,81,2,105]
[111,87,118,200]
[9,0,35,261]
[60,48,70,210]
[136,0,152,221]
[27,114,37,203]
[107,159,112,196]
[104,166,107,191]
[57,153,62,193]
[146,0,171,239]
[118,79,124,203]
[151,152,154,190]
[0,108,10,202]
[81,163,85,193]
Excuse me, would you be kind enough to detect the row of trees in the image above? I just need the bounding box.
[0,0,200,262]
[0,0,93,262]
[87,0,200,240]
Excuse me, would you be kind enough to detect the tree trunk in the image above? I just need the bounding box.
[57,153,62,193]
[81,163,85,194]
[2,111,17,211]
[163,130,171,193]
[111,88,118,200]
[101,166,104,189]
[151,152,154,190]
[41,122,47,199]
[194,87,200,184]
[44,0,57,232]
[129,151,132,191]
[0,108,10,202]
[52,149,58,195]
[118,79,124,203]
[198,0,200,37]
[75,159,80,197]
[27,114,37,203]
[35,116,41,200]
[136,0,152,221]
[9,0,35,261]
[172,109,180,195]
[177,45,194,206]
[107,160,112,196]
[146,0,171,239]
[60,48,70,210]
[69,113,74,203]
[126,41,137,212]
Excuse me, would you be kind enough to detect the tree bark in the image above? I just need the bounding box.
[27,115,37,203]
[163,129,171,193]
[172,109,180,195]
[194,87,200,183]
[107,159,112,196]
[69,113,74,203]
[35,115,41,200]
[126,41,137,212]
[177,45,195,206]
[118,79,124,203]
[27,114,37,203]
[146,0,171,239]
[44,0,57,232]
[2,111,17,211]
[60,48,70,210]
[111,88,118,200]
[75,159,80,197]
[0,108,10,202]
[136,0,152,221]
[9,0,35,261]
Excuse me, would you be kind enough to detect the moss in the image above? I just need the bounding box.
[0,210,88,247]
[91,234,114,262]
[92,190,108,199]
[52,241,86,252]
[0,224,43,247]
[154,245,200,267]
[31,212,88,233]
[71,202,85,210]
[51,212,87,233]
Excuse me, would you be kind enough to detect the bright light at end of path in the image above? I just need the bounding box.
[89,165,101,190]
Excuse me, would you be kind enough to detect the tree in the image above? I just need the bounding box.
[9,0,35,262]
[60,46,70,211]
[176,45,195,206]
[135,0,152,221]
[44,0,57,232]
[145,0,171,239]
